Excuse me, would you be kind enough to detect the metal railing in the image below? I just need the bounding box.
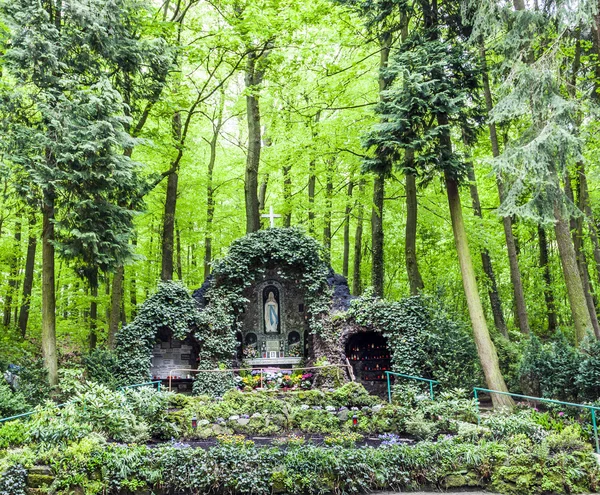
[473,387,600,454]
[165,364,354,392]
[384,371,439,402]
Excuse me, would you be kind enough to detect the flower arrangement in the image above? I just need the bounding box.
[300,373,313,389]
[243,344,258,359]
[287,342,302,357]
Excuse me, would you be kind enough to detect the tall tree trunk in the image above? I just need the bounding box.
[283,166,292,227]
[538,225,558,333]
[405,150,424,295]
[88,268,98,350]
[481,45,530,335]
[352,180,365,296]
[42,192,58,386]
[130,236,138,320]
[577,162,600,289]
[343,179,354,278]
[3,220,21,327]
[371,35,391,299]
[466,159,508,338]
[18,215,37,337]
[308,169,316,235]
[323,160,334,253]
[204,142,217,281]
[592,2,600,101]
[371,175,385,297]
[564,173,600,339]
[108,265,124,349]
[444,172,513,407]
[244,47,270,233]
[258,175,268,227]
[553,199,593,344]
[161,112,181,280]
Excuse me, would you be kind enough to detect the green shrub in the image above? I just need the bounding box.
[13,358,50,407]
[542,332,579,402]
[483,411,547,443]
[0,382,28,418]
[404,411,438,440]
[543,425,591,454]
[519,335,547,397]
[323,431,362,447]
[0,421,28,449]
[576,334,600,402]
[83,349,122,389]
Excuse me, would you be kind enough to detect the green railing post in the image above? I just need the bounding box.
[386,371,391,403]
[592,408,599,455]
[429,381,434,401]
[473,388,480,425]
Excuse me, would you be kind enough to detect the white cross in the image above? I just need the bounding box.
[261,205,282,228]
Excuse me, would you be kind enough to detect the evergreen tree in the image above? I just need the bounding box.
[0,0,159,382]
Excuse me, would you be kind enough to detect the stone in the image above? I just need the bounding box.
[28,466,52,476]
[210,424,233,435]
[237,418,250,426]
[27,474,54,488]
[443,474,467,489]
[337,409,349,421]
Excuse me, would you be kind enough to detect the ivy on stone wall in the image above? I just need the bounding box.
[192,228,332,395]
[345,294,481,388]
[116,281,202,384]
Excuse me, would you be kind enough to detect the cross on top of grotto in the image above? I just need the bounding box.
[261,206,282,228]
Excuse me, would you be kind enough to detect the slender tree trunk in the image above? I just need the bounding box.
[3,220,21,327]
[564,173,600,339]
[258,175,268,227]
[352,180,365,296]
[592,2,600,101]
[323,160,333,253]
[176,222,182,280]
[444,172,513,407]
[343,179,354,278]
[130,236,138,320]
[245,48,269,233]
[108,265,123,349]
[466,160,508,338]
[538,225,558,333]
[204,139,217,281]
[553,200,593,344]
[371,36,391,299]
[18,216,37,337]
[42,192,58,386]
[405,150,424,295]
[481,45,530,335]
[577,162,600,289]
[308,170,316,235]
[161,112,181,280]
[88,268,98,350]
[283,166,292,227]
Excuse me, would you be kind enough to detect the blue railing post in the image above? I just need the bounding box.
[473,388,480,425]
[384,372,439,402]
[592,409,599,455]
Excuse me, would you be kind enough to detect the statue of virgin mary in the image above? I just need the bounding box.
[264,291,279,333]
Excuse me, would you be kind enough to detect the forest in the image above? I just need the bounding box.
[1,0,600,393]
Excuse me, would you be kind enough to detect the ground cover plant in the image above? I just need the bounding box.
[1,382,599,494]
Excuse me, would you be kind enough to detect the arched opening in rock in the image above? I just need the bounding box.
[345,331,391,395]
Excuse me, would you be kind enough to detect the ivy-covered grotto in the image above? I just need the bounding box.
[116,227,468,396]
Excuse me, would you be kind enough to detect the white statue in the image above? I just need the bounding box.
[264,291,279,333]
